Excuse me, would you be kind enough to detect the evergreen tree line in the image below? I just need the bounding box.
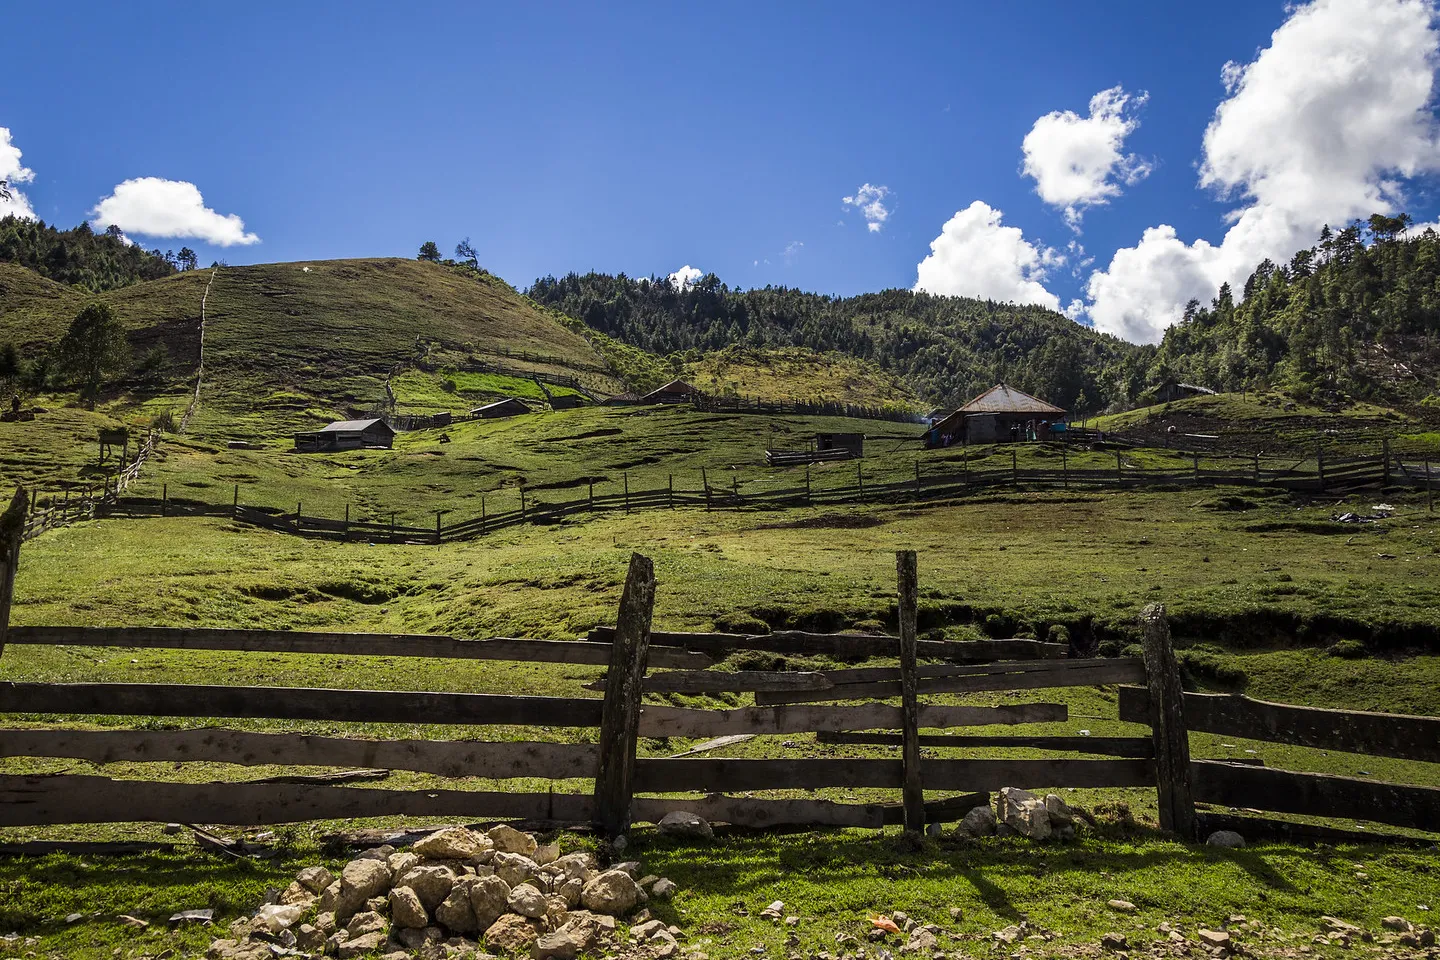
[0,216,182,292]
[528,217,1440,411]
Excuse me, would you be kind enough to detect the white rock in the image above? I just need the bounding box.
[997,787,1051,840]
[487,824,539,856]
[388,886,428,929]
[509,883,551,919]
[580,869,642,916]
[255,903,305,932]
[413,827,492,861]
[494,851,541,887]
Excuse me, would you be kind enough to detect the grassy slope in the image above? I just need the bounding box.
[683,346,921,408]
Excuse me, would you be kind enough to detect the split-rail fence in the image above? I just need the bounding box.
[0,489,1435,838]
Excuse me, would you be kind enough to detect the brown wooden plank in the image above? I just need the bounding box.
[1119,687,1440,764]
[817,658,1133,684]
[1140,605,1196,839]
[0,728,599,779]
[1195,811,1436,847]
[1191,760,1440,833]
[631,795,882,828]
[896,550,924,831]
[636,701,1067,737]
[754,659,1146,705]
[589,670,834,694]
[590,627,1066,662]
[0,774,595,826]
[0,682,603,727]
[0,841,177,857]
[594,553,655,837]
[633,757,1154,792]
[0,488,25,658]
[6,627,710,669]
[815,732,1154,757]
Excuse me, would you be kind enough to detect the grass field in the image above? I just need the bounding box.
[682,346,921,408]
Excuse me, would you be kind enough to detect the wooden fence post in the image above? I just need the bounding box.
[1011,449,1018,487]
[343,503,350,542]
[896,549,924,832]
[1,488,27,657]
[1316,442,1326,493]
[232,484,239,514]
[701,468,711,512]
[1061,446,1068,488]
[668,475,674,509]
[480,497,487,534]
[390,512,397,543]
[520,487,527,521]
[857,463,864,502]
[594,552,656,838]
[1116,451,1123,482]
[1427,459,1434,512]
[588,481,595,513]
[1382,440,1391,487]
[624,472,630,514]
[161,483,168,517]
[963,448,969,484]
[914,461,921,499]
[295,502,302,533]
[1253,452,1260,483]
[1193,452,1200,484]
[1139,603,1196,840]
[805,466,811,505]
[435,511,443,544]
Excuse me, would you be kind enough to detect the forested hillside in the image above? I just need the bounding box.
[527,272,1138,413]
[1153,218,1440,405]
[0,216,179,291]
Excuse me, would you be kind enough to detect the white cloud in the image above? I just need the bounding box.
[668,265,703,290]
[90,177,260,246]
[1021,86,1151,229]
[842,183,892,232]
[783,240,804,262]
[1085,0,1440,343]
[0,127,37,220]
[914,200,1062,309]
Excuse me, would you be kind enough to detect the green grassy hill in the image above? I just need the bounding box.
[683,345,921,408]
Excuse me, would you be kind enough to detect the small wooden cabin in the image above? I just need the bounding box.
[926,384,1065,447]
[816,432,864,458]
[641,379,699,405]
[1152,381,1216,403]
[294,418,395,452]
[471,398,532,419]
[548,394,586,411]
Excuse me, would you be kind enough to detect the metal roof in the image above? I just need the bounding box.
[470,398,532,414]
[320,418,391,432]
[957,383,1065,415]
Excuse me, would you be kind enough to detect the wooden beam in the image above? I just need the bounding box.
[594,553,655,838]
[0,682,603,727]
[1191,760,1440,833]
[628,791,991,830]
[1119,687,1440,764]
[0,774,595,827]
[0,488,26,658]
[0,728,600,779]
[590,627,1066,662]
[896,550,924,831]
[636,701,1067,738]
[815,732,1154,757]
[1195,811,1436,847]
[5,626,709,669]
[1140,604,1196,839]
[753,658,1146,705]
[588,670,833,694]
[632,757,1155,792]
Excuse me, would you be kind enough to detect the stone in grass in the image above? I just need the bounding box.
[1206,830,1246,849]
[1197,929,1232,948]
[957,805,997,837]
[1107,900,1137,913]
[651,878,678,900]
[997,787,1050,841]
[295,865,335,895]
[486,913,542,954]
[337,931,387,959]
[1100,932,1128,951]
[413,827,492,861]
[658,811,715,841]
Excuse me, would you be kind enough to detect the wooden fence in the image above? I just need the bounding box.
[0,505,1435,838]
[85,443,1440,546]
[20,429,159,543]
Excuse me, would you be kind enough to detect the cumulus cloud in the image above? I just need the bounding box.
[1085,0,1440,343]
[0,127,37,220]
[783,240,804,263]
[90,177,260,246]
[914,201,1062,309]
[668,265,703,290]
[1022,86,1151,229]
[842,183,892,232]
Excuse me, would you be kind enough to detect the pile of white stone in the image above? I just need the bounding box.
[954,787,1078,841]
[206,825,680,960]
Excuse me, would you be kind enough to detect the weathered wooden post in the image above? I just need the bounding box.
[594,552,656,838]
[588,481,595,513]
[480,497,487,534]
[668,475,674,509]
[390,512,397,543]
[161,483,168,517]
[1192,452,1200,484]
[520,487,527,521]
[1253,452,1260,483]
[896,549,924,832]
[701,468,711,512]
[1011,449,1018,487]
[232,484,239,515]
[343,503,350,542]
[1427,459,1435,512]
[1061,446,1069,488]
[963,448,969,484]
[1316,442,1326,493]
[1138,604,1196,840]
[623,472,630,514]
[805,466,811,505]
[913,461,921,499]
[856,462,864,502]
[0,488,26,657]
[1116,450,1123,482]
[435,511,443,543]
[1382,439,1391,487]
[295,502,302,533]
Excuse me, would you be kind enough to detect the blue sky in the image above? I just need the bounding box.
[3,1,1438,343]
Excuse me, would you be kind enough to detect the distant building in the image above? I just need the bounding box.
[471,398,533,419]
[548,394,586,410]
[815,432,864,458]
[926,383,1066,446]
[601,392,640,407]
[1152,381,1217,403]
[294,418,395,452]
[641,379,699,404]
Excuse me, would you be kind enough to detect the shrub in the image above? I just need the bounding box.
[1046,624,1071,645]
[1097,640,1123,658]
[1178,649,1247,689]
[1326,639,1368,659]
[1121,643,1144,659]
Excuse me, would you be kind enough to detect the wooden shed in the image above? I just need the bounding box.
[294,418,395,452]
[470,398,533,419]
[641,379,699,405]
[816,432,864,458]
[926,384,1065,447]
